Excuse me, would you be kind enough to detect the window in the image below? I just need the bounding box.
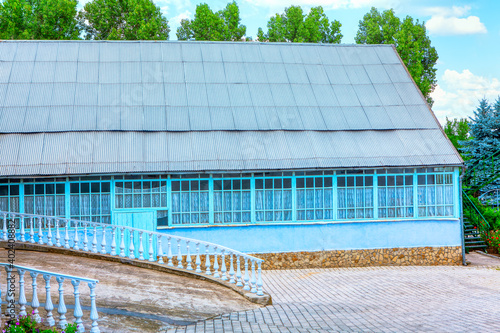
[214,178,251,223]
[0,184,20,213]
[337,172,373,219]
[70,182,111,223]
[24,183,65,217]
[171,179,209,225]
[115,179,167,209]
[296,176,333,221]
[378,174,414,218]
[255,176,292,222]
[417,171,454,217]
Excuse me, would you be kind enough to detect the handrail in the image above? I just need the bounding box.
[0,263,99,332]
[462,189,491,231]
[0,211,265,296]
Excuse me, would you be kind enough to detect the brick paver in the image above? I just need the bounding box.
[167,254,500,333]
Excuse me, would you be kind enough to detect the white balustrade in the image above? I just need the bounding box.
[0,263,99,332]
[0,211,266,297]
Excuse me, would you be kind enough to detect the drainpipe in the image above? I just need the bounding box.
[459,170,466,266]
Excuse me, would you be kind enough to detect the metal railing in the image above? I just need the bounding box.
[0,263,99,332]
[0,211,265,296]
[462,190,491,234]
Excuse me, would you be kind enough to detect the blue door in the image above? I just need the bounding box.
[113,211,156,259]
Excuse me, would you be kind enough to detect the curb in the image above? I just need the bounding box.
[0,241,272,306]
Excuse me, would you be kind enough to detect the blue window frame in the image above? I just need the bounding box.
[255,173,293,222]
[0,183,20,213]
[24,182,65,217]
[377,169,414,218]
[337,171,374,219]
[214,177,251,223]
[70,181,111,223]
[171,179,209,225]
[296,172,334,221]
[417,168,454,217]
[115,176,167,209]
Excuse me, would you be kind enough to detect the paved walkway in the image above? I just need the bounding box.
[167,252,500,333]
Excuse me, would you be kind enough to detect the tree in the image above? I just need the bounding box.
[0,0,80,39]
[443,117,470,153]
[461,98,500,188]
[257,5,342,43]
[355,7,438,106]
[79,0,170,40]
[176,2,246,41]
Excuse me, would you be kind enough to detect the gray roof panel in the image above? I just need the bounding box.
[15,43,38,61]
[9,61,34,83]
[57,43,79,61]
[35,43,58,61]
[0,62,12,83]
[76,62,99,83]
[0,41,460,175]
[54,62,77,83]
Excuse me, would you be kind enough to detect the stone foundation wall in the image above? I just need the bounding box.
[250,246,462,270]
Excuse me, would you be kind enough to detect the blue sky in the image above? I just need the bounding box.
[89,0,500,125]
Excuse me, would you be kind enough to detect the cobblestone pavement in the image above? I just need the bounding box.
[167,254,500,333]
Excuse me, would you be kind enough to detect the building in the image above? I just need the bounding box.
[0,40,463,267]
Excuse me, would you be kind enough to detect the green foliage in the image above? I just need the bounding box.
[176,2,246,41]
[257,5,342,43]
[0,0,80,39]
[4,315,78,332]
[460,98,500,190]
[464,194,500,231]
[443,117,470,155]
[79,0,170,40]
[486,230,500,252]
[355,7,438,106]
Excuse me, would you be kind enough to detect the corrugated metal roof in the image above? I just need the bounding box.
[0,41,461,175]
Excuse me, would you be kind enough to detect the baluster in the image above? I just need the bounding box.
[157,236,164,264]
[129,230,135,259]
[119,227,126,257]
[111,227,117,256]
[71,280,84,332]
[47,219,53,246]
[73,221,80,250]
[37,217,44,245]
[100,226,107,254]
[30,272,41,322]
[88,282,100,333]
[213,248,220,278]
[148,233,155,262]
[167,237,173,266]
[221,250,227,281]
[138,231,144,260]
[56,277,67,329]
[55,219,61,247]
[257,261,264,296]
[92,225,98,253]
[64,220,70,249]
[186,241,192,270]
[83,223,89,251]
[229,253,235,284]
[236,255,243,287]
[18,269,27,316]
[43,274,55,326]
[29,217,35,243]
[205,245,211,275]
[250,260,257,293]
[243,258,250,291]
[20,216,26,242]
[5,266,13,317]
[177,239,183,268]
[195,243,201,273]
[2,213,6,240]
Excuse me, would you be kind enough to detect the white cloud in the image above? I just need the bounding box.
[431,69,500,124]
[243,0,397,11]
[425,5,487,35]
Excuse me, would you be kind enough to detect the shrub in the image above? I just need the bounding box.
[3,314,78,333]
